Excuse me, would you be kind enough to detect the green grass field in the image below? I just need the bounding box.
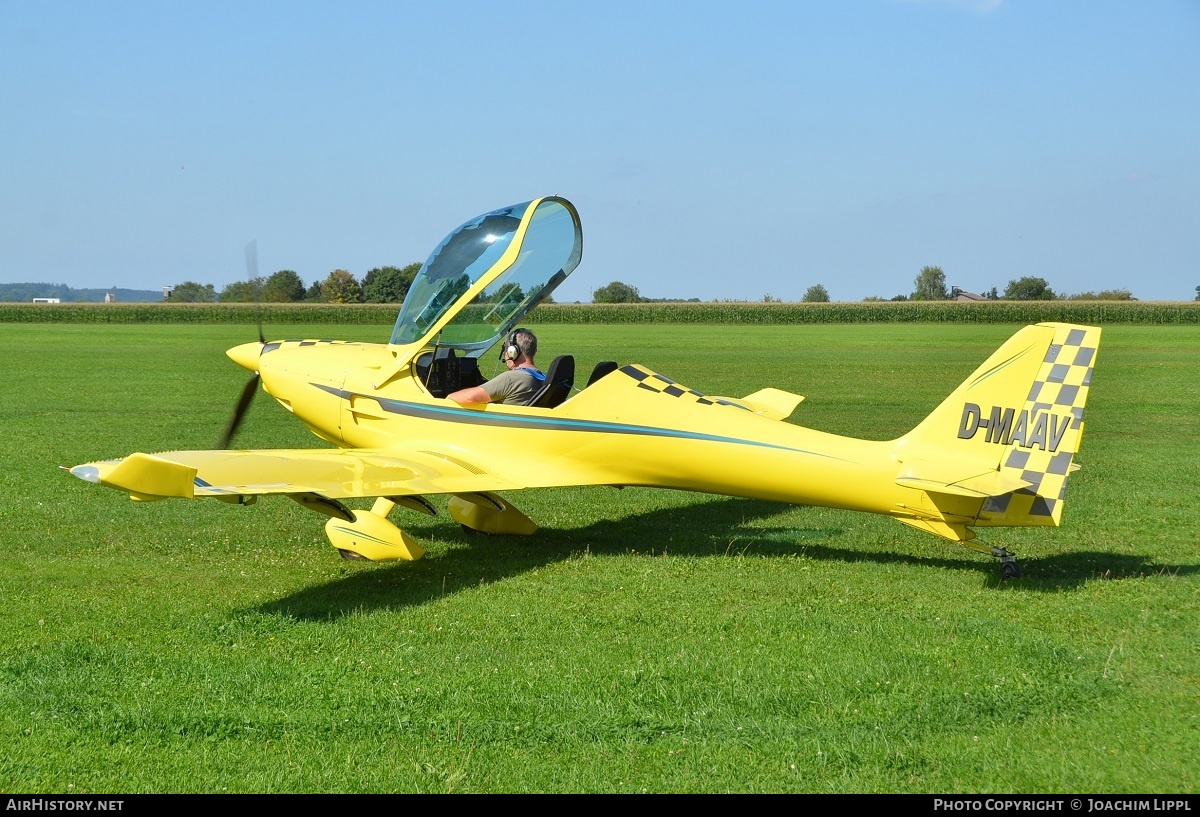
[0,323,1196,793]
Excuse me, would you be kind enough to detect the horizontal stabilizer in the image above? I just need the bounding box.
[954,470,1035,496]
[895,459,1032,499]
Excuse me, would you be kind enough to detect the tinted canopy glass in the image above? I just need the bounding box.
[389,198,581,352]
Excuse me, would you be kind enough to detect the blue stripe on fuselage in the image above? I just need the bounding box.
[311,383,845,460]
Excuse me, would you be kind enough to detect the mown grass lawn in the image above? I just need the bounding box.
[0,323,1196,793]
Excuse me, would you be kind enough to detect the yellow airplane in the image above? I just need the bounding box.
[69,196,1100,580]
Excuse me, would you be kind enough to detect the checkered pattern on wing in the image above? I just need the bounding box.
[994,325,1100,524]
[619,366,751,410]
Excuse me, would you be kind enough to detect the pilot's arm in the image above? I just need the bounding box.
[448,385,492,405]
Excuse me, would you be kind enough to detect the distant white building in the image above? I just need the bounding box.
[105,292,116,303]
[32,298,61,304]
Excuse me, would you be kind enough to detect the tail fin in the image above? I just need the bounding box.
[897,323,1101,533]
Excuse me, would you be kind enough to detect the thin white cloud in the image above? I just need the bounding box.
[890,0,1005,14]
[1126,171,1164,184]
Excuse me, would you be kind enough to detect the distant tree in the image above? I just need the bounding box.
[802,284,830,303]
[762,293,781,303]
[168,281,216,303]
[362,263,420,303]
[484,282,525,305]
[1193,285,1199,301]
[1065,289,1136,301]
[262,270,306,302]
[986,287,1000,300]
[304,280,323,302]
[0,282,71,302]
[862,295,885,302]
[593,281,643,303]
[890,294,910,302]
[219,277,263,303]
[1004,276,1056,300]
[320,270,362,304]
[912,266,949,301]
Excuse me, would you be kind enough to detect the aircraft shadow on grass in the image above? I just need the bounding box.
[254,495,1194,621]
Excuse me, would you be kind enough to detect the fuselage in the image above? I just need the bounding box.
[234,337,942,525]
[70,191,1097,575]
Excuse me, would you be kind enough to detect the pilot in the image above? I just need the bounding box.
[448,328,545,406]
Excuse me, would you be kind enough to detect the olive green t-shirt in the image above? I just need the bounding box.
[481,367,545,405]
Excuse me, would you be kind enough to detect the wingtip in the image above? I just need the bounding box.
[66,464,101,483]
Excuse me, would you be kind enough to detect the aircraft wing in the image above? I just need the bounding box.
[69,447,522,501]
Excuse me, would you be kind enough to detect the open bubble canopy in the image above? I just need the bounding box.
[389,197,582,355]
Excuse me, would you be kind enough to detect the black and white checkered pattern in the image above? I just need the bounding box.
[992,325,1100,522]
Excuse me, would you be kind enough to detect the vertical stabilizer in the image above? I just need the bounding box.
[897,322,1101,531]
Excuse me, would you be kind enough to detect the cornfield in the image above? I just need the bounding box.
[2,300,1196,324]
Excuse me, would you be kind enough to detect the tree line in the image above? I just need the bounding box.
[160,264,1194,305]
[0,283,163,303]
[593,267,1147,304]
[167,264,422,304]
[891,266,1137,302]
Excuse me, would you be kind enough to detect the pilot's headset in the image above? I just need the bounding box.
[501,328,528,363]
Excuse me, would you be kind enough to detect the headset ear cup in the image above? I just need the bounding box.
[503,328,528,362]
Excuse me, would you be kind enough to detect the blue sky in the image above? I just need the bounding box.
[2,0,1197,302]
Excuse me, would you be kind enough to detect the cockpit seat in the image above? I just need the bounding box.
[586,360,619,387]
[527,355,574,408]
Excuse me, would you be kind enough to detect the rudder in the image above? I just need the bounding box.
[978,323,1101,528]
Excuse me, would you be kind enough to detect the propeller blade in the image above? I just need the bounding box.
[219,372,260,449]
[220,239,268,448]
